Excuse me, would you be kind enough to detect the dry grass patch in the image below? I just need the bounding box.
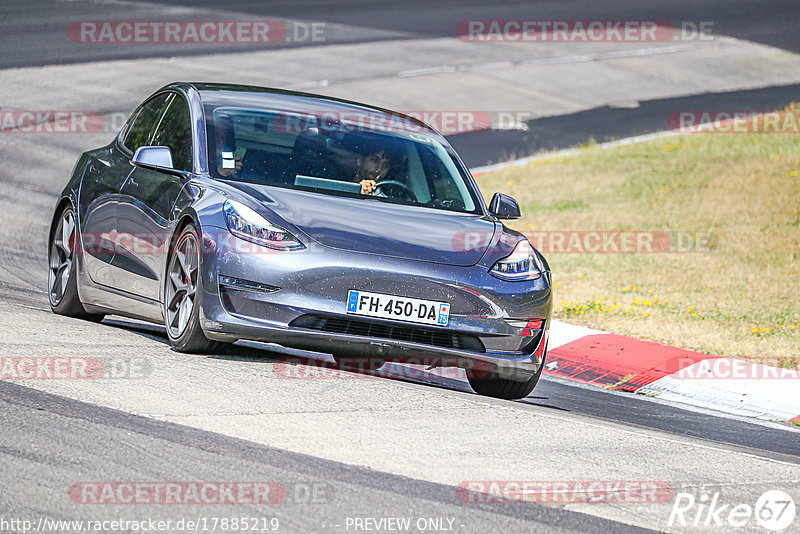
[476,126,800,365]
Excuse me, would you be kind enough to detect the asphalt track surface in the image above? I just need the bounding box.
[3,0,800,166]
[3,0,800,67]
[2,380,659,534]
[1,1,800,533]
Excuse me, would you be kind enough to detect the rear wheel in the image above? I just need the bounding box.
[164,224,217,353]
[467,356,545,400]
[48,206,104,321]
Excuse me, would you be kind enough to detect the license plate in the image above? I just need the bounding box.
[346,290,450,327]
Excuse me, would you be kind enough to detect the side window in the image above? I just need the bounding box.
[122,94,172,153]
[151,95,193,172]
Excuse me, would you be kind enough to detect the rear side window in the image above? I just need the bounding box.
[150,95,193,172]
[122,93,171,153]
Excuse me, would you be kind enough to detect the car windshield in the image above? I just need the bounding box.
[206,106,480,214]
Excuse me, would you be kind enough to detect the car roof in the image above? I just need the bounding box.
[165,81,436,135]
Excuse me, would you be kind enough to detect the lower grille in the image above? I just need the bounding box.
[289,315,485,352]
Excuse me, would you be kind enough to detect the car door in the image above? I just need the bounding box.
[114,92,193,301]
[79,93,171,288]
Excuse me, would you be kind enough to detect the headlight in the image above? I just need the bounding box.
[490,239,544,281]
[223,200,305,251]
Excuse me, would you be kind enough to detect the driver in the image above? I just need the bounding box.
[354,149,391,195]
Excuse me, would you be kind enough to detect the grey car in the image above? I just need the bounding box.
[48,82,552,399]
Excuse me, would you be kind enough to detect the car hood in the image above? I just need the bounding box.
[229,184,496,266]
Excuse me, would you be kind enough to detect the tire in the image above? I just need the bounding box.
[467,355,545,400]
[164,223,217,353]
[48,206,104,321]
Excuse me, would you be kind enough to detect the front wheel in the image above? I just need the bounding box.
[467,356,545,400]
[164,223,217,353]
[48,206,104,321]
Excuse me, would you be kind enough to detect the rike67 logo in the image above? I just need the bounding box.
[669,490,796,531]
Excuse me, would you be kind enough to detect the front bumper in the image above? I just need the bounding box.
[197,228,552,381]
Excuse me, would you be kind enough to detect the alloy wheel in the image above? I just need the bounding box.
[165,230,199,338]
[48,209,76,306]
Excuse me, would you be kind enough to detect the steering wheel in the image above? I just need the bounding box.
[374,180,414,201]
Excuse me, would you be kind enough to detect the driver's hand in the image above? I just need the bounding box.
[359,179,377,195]
[218,155,243,177]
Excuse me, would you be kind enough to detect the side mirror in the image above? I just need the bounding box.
[489,193,521,219]
[130,146,188,178]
